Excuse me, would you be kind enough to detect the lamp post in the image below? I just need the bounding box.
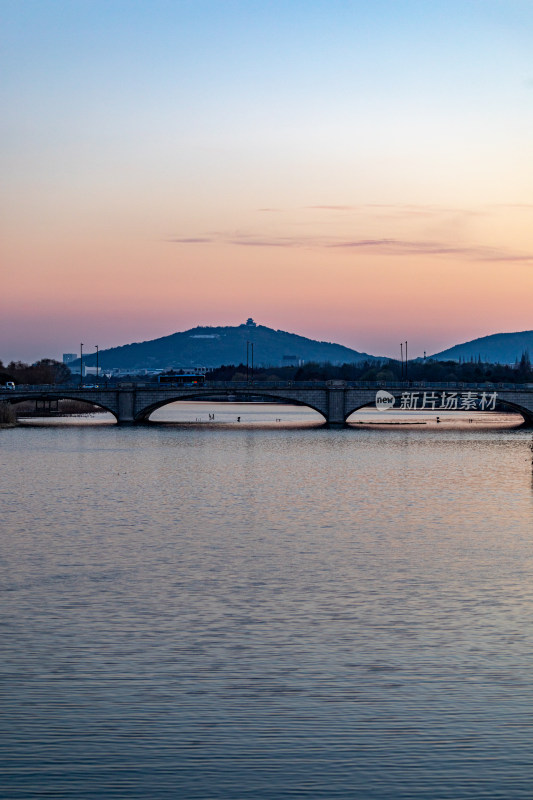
[405,341,408,381]
[95,345,99,381]
[400,342,404,380]
[80,343,84,386]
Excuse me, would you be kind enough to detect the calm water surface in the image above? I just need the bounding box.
[2,405,533,798]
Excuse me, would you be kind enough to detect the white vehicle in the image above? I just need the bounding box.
[4,382,15,390]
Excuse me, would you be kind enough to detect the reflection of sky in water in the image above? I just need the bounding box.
[1,422,533,797]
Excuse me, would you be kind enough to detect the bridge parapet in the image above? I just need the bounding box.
[3,380,532,392]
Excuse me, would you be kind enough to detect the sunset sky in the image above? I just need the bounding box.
[2,0,532,363]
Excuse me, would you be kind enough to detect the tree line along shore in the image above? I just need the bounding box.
[2,353,533,388]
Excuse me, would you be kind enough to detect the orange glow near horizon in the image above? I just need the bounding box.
[2,206,532,361]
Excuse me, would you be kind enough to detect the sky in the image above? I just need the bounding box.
[1,0,532,363]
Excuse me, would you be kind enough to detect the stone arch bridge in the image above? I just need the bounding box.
[2,381,533,426]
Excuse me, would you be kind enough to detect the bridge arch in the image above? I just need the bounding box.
[344,392,532,426]
[489,398,533,425]
[135,389,328,423]
[6,392,119,422]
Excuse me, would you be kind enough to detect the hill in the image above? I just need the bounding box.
[431,330,533,364]
[78,321,381,371]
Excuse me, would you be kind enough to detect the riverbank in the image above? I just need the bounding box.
[14,399,106,418]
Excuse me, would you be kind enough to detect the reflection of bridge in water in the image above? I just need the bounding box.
[2,381,533,427]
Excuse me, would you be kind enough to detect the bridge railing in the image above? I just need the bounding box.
[2,380,531,393]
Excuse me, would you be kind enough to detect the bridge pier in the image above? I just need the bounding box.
[326,383,347,428]
[117,390,135,424]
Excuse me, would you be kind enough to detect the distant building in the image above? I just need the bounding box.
[63,353,77,364]
[246,318,257,327]
[189,334,220,339]
[102,367,198,377]
[282,355,303,366]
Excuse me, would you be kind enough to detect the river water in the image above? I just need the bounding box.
[2,404,533,798]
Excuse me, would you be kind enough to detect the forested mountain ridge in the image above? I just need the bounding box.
[431,330,533,364]
[76,322,381,370]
